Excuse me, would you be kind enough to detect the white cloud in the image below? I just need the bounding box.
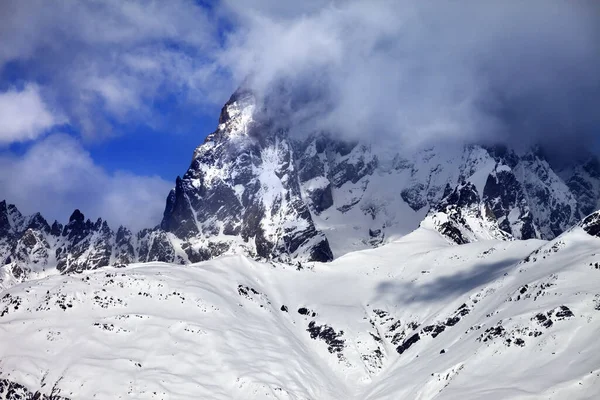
[0,0,218,65]
[83,76,141,117]
[0,84,60,145]
[0,134,172,231]
[0,0,230,140]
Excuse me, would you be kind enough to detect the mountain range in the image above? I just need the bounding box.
[1,89,599,286]
[1,89,600,399]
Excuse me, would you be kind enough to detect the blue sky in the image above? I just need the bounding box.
[0,0,598,230]
[0,0,239,230]
[3,96,221,180]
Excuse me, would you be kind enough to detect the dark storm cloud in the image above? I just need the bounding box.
[2,0,597,153]
[220,0,600,157]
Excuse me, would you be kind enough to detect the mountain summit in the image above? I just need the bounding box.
[1,89,599,285]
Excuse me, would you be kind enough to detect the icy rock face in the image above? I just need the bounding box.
[0,201,54,281]
[513,149,579,239]
[419,145,584,244]
[481,163,537,240]
[291,137,593,252]
[56,211,114,274]
[422,181,512,245]
[113,226,136,265]
[0,203,137,284]
[579,210,600,237]
[136,228,183,264]
[561,157,600,218]
[0,377,69,400]
[159,90,333,263]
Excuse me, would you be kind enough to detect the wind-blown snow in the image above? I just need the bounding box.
[1,224,600,399]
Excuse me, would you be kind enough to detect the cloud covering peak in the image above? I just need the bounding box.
[1,0,597,152]
[220,0,600,157]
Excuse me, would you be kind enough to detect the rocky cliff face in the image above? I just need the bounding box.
[1,89,599,284]
[579,209,600,237]
[0,201,130,283]
[159,90,332,264]
[421,181,512,245]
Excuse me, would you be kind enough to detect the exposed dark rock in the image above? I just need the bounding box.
[0,201,12,237]
[401,185,428,211]
[237,284,260,297]
[533,313,553,329]
[307,321,345,355]
[50,221,62,237]
[137,229,179,264]
[330,147,376,188]
[478,324,506,343]
[554,305,574,319]
[565,157,600,218]
[396,333,420,355]
[438,181,480,209]
[0,377,69,400]
[483,166,537,239]
[580,212,600,237]
[114,226,135,265]
[26,214,50,233]
[421,303,471,339]
[437,221,469,245]
[305,184,333,214]
[298,307,317,317]
[57,215,113,274]
[422,324,446,338]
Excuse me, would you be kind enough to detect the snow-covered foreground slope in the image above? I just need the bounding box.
[1,225,600,399]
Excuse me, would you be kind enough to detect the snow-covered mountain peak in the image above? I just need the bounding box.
[0,201,28,237]
[217,91,256,135]
[421,180,512,245]
[1,88,600,283]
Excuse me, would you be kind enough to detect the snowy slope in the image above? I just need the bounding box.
[2,218,600,399]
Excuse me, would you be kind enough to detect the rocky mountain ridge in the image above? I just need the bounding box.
[1,90,599,284]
